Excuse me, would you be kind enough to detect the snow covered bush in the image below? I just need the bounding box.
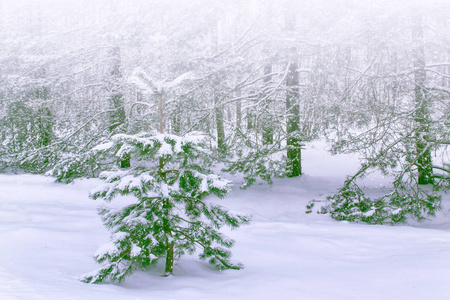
[47,149,107,183]
[318,125,447,224]
[81,132,250,283]
[224,144,288,188]
[321,180,441,224]
[224,131,304,189]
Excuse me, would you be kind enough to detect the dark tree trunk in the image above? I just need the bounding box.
[158,93,164,134]
[447,48,450,88]
[236,90,242,129]
[285,6,302,177]
[211,18,226,154]
[247,108,253,130]
[37,106,52,147]
[215,94,226,153]
[286,60,302,177]
[35,85,53,147]
[172,115,181,135]
[262,64,274,145]
[108,46,129,168]
[163,195,174,275]
[108,46,126,133]
[159,156,174,276]
[389,51,399,106]
[108,94,126,132]
[412,14,432,185]
[164,237,174,275]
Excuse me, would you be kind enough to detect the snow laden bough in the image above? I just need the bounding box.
[80,133,250,283]
[312,126,448,224]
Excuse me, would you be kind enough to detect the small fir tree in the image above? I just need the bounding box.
[81,132,249,283]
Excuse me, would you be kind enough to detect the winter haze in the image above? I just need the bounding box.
[0,0,449,300]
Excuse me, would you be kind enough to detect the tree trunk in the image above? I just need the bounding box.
[159,153,174,276]
[285,6,302,177]
[109,46,129,168]
[163,196,174,276]
[35,85,53,148]
[215,94,226,153]
[156,83,173,276]
[247,108,253,130]
[286,60,302,177]
[108,46,126,132]
[172,115,180,135]
[447,48,450,88]
[211,17,226,154]
[236,90,242,129]
[412,14,432,185]
[262,64,274,145]
[164,237,174,275]
[159,93,164,134]
[390,50,399,106]
[37,106,52,147]
[172,97,180,135]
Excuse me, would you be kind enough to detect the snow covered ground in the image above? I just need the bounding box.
[0,143,449,300]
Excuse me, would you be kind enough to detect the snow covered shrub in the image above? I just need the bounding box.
[46,151,103,183]
[318,139,445,224]
[81,132,250,283]
[323,179,442,225]
[224,144,287,188]
[223,129,305,188]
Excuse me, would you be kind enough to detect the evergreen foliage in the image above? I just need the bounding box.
[0,0,448,228]
[321,179,442,225]
[81,132,250,283]
[46,150,104,183]
[0,96,56,173]
[316,107,448,224]
[225,140,289,189]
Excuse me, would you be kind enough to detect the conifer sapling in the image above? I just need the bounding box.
[81,132,249,283]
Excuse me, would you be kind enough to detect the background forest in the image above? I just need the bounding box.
[0,0,449,224]
[1,0,450,297]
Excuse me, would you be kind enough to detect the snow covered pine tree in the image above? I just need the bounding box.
[81,132,249,283]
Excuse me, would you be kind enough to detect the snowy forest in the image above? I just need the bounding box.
[0,0,449,299]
